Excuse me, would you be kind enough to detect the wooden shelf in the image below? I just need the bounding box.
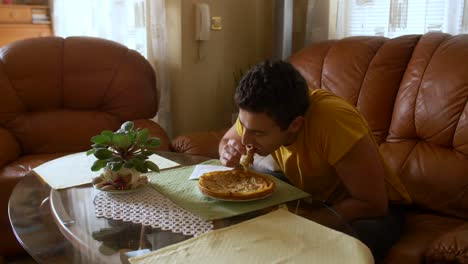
[0,4,53,47]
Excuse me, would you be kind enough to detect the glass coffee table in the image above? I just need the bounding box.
[9,152,356,264]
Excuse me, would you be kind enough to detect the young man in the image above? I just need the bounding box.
[219,60,411,261]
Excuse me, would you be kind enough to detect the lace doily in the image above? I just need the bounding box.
[94,187,213,236]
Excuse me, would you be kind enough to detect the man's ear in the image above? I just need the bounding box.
[288,116,304,133]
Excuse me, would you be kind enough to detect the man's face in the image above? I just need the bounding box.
[238,109,295,156]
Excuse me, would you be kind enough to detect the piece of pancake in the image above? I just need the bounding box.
[240,145,254,172]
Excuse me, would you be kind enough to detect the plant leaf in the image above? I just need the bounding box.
[145,138,161,148]
[130,158,147,173]
[86,149,95,156]
[143,150,155,157]
[94,148,113,160]
[128,131,137,142]
[92,143,107,149]
[108,162,123,171]
[131,158,148,173]
[101,130,114,139]
[134,154,147,161]
[123,161,134,168]
[136,128,149,143]
[91,159,107,171]
[109,156,123,162]
[91,135,111,144]
[130,157,144,166]
[112,133,132,149]
[145,160,159,172]
[134,163,148,173]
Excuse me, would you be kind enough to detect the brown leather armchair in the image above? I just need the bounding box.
[0,36,171,257]
[172,32,468,263]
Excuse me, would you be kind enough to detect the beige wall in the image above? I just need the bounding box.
[166,0,274,137]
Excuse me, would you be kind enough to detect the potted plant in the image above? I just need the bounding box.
[87,121,161,191]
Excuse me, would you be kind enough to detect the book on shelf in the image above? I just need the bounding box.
[32,14,49,20]
[31,8,47,13]
[32,20,51,24]
[31,8,50,24]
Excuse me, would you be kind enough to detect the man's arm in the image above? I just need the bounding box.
[332,134,388,221]
[218,124,246,167]
[296,134,388,227]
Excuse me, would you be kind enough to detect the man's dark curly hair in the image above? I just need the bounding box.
[235,60,309,130]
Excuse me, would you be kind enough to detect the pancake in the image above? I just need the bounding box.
[198,169,275,201]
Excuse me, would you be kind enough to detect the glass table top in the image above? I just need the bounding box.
[9,151,355,264]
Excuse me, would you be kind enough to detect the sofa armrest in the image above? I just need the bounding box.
[0,127,21,168]
[425,223,468,263]
[171,129,228,159]
[132,119,171,152]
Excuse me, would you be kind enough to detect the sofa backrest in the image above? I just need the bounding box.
[0,37,159,155]
[290,32,468,219]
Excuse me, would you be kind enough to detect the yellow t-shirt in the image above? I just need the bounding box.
[236,89,411,204]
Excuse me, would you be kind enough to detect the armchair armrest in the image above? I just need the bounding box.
[132,119,171,151]
[171,129,228,159]
[0,127,21,168]
[425,223,468,263]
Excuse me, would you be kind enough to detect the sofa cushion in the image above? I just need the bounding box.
[425,223,468,263]
[380,141,468,219]
[0,127,20,167]
[290,35,420,145]
[5,110,120,154]
[172,129,228,159]
[384,211,466,264]
[385,33,468,218]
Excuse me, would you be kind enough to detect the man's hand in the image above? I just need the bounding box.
[220,139,246,167]
[219,125,245,167]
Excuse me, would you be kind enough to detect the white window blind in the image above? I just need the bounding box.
[346,0,390,36]
[342,0,467,38]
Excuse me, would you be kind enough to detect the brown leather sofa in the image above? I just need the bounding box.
[0,37,170,257]
[172,32,468,263]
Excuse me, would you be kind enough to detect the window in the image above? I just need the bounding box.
[53,0,148,57]
[341,0,467,38]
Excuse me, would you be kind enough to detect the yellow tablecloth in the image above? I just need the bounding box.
[129,209,374,264]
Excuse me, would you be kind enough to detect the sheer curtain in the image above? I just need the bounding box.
[51,0,172,136]
[146,0,171,137]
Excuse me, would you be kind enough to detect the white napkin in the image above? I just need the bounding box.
[188,164,232,180]
[33,152,180,189]
[252,154,280,172]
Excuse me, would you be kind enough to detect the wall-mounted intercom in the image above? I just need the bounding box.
[195,3,210,41]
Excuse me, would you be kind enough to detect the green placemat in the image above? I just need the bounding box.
[147,163,310,221]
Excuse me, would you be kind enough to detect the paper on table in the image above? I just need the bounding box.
[33,152,180,189]
[129,209,374,264]
[188,164,232,180]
